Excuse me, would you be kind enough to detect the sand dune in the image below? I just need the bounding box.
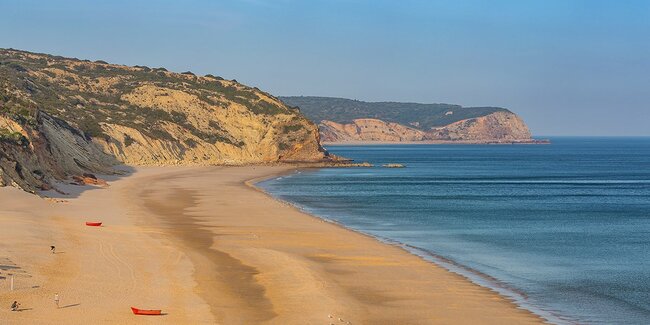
[0,166,543,324]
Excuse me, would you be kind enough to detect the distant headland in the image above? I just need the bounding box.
[280,96,548,144]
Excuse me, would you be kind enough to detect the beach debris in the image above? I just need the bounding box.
[44,198,69,203]
[71,174,108,187]
[54,188,70,196]
[50,246,56,254]
[85,221,103,227]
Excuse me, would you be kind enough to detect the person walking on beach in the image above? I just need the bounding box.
[50,245,56,254]
[11,301,20,311]
[54,293,60,308]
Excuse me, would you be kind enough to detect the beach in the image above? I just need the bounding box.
[0,166,543,324]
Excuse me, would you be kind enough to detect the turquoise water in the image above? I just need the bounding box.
[259,138,650,324]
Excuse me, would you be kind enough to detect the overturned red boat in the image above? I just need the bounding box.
[131,307,162,315]
[85,222,102,227]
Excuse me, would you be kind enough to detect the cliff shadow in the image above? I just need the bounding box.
[38,165,137,199]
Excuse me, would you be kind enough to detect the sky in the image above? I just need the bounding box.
[0,0,648,136]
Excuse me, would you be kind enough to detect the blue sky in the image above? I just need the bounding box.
[1,0,648,135]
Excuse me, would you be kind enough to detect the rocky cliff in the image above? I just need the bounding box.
[319,119,427,142]
[427,111,532,141]
[0,49,327,191]
[318,111,531,143]
[281,96,537,143]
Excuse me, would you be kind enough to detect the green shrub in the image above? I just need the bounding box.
[147,127,175,141]
[0,128,29,147]
[146,108,172,122]
[124,134,136,146]
[250,101,286,115]
[184,138,198,148]
[282,124,303,133]
[204,74,224,80]
[77,117,107,140]
[134,65,151,72]
[6,62,27,72]
[170,111,187,124]
[208,120,225,132]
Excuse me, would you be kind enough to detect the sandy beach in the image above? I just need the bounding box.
[0,166,544,324]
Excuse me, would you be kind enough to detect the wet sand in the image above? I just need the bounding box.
[0,166,544,324]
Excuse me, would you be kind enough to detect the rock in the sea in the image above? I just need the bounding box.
[382,163,405,168]
[340,162,374,167]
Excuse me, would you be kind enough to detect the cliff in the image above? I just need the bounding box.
[280,96,536,143]
[320,119,427,142]
[0,49,327,191]
[318,111,531,143]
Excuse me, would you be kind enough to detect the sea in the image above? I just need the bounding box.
[258,137,650,324]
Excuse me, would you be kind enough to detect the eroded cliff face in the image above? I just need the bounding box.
[319,111,532,143]
[320,119,427,142]
[0,112,117,191]
[428,111,532,141]
[0,49,326,191]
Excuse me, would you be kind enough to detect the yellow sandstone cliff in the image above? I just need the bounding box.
[0,49,327,191]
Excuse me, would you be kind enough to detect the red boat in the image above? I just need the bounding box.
[85,222,102,227]
[131,307,162,315]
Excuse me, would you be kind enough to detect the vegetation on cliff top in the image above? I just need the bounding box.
[280,96,510,130]
[0,49,303,145]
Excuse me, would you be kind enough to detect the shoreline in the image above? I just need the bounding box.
[1,165,546,324]
[322,139,550,145]
[245,167,546,323]
[254,170,567,324]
